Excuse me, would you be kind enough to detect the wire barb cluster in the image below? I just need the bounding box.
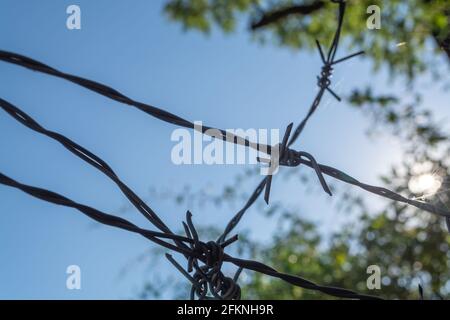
[166,211,242,300]
[0,0,448,300]
[287,1,364,146]
[258,123,332,204]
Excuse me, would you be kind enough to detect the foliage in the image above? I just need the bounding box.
[242,203,450,299]
[164,0,449,80]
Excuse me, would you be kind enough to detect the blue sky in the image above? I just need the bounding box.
[0,0,448,299]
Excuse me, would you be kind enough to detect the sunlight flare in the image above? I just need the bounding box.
[408,173,442,197]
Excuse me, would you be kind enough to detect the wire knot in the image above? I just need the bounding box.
[317,63,333,89]
[166,211,241,300]
[191,265,241,300]
[258,123,332,204]
[191,240,224,269]
[279,147,302,167]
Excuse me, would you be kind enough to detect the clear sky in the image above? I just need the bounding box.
[0,0,448,299]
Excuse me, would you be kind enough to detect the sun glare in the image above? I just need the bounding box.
[408,173,442,196]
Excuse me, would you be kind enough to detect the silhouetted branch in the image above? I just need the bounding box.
[251,1,325,30]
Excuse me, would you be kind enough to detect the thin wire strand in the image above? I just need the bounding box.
[0,50,272,156]
[0,97,191,255]
[0,171,382,300]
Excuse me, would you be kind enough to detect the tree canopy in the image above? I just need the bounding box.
[164,0,449,80]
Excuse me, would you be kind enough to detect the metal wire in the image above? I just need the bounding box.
[0,171,382,300]
[0,96,381,300]
[0,0,446,300]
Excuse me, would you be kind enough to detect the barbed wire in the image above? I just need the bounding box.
[0,0,447,299]
[0,95,379,300]
[0,168,381,300]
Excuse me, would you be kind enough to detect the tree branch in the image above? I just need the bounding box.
[432,15,450,61]
[433,32,450,61]
[424,0,450,61]
[251,1,325,30]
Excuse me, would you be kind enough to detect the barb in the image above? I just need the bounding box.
[166,211,242,300]
[288,0,364,147]
[418,284,424,300]
[257,123,332,204]
[218,123,333,243]
[257,123,294,204]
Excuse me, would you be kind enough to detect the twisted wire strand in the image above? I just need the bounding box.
[224,255,382,300]
[0,50,271,156]
[292,155,450,218]
[0,172,194,256]
[0,171,382,300]
[0,97,192,253]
